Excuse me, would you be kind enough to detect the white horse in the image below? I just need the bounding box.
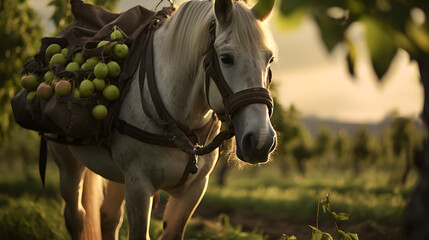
[48,0,277,239]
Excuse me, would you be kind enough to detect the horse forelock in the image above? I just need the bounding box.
[228,2,278,61]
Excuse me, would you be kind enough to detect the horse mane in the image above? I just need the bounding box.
[160,1,214,76]
[161,0,277,76]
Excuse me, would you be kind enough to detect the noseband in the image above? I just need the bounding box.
[203,21,274,125]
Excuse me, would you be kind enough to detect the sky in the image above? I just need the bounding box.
[29,0,424,124]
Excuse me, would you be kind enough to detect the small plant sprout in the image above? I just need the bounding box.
[280,194,359,240]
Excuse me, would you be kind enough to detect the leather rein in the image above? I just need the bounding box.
[115,13,274,187]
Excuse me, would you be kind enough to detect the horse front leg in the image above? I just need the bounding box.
[125,174,156,240]
[160,176,209,240]
[100,180,125,240]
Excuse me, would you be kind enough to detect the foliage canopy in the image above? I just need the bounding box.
[278,0,429,79]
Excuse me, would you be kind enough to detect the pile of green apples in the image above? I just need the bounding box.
[21,27,129,121]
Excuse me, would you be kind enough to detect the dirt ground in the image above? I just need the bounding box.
[191,203,406,240]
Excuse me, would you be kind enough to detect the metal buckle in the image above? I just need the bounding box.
[188,144,201,174]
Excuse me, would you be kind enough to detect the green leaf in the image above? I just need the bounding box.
[313,12,348,52]
[338,230,359,240]
[345,37,357,77]
[331,212,350,221]
[309,225,323,240]
[406,21,429,54]
[349,233,359,240]
[385,1,410,34]
[361,16,398,80]
[309,226,332,240]
[280,234,298,240]
[322,232,333,240]
[277,7,308,31]
[279,0,311,16]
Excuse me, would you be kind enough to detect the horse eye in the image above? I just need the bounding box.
[220,54,234,65]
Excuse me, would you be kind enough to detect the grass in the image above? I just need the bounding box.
[205,162,416,226]
[0,164,266,240]
[0,157,417,239]
[0,193,67,240]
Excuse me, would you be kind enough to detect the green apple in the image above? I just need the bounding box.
[21,74,39,90]
[26,91,37,103]
[49,53,67,67]
[61,48,69,58]
[92,104,108,120]
[113,43,129,59]
[73,88,80,98]
[94,62,108,79]
[110,29,124,40]
[107,61,121,78]
[79,79,94,97]
[37,82,53,100]
[97,40,109,48]
[44,71,54,82]
[73,52,84,66]
[97,40,116,54]
[103,84,120,101]
[81,63,89,70]
[92,78,106,91]
[65,62,80,71]
[55,80,72,96]
[85,56,100,69]
[45,44,61,59]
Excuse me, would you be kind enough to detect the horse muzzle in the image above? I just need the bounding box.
[232,104,277,164]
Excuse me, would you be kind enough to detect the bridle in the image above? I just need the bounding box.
[203,21,274,127]
[116,14,275,184]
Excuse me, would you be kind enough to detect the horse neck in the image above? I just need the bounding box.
[150,26,211,130]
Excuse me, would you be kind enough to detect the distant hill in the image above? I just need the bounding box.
[301,115,426,136]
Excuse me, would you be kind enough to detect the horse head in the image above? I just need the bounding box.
[207,0,277,164]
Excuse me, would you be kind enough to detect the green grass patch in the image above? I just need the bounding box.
[0,160,416,239]
[0,194,67,240]
[205,164,416,225]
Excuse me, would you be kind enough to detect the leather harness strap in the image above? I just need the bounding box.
[115,12,231,188]
[203,21,274,123]
[115,14,274,188]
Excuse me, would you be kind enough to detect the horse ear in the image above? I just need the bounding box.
[215,0,233,27]
[251,0,275,21]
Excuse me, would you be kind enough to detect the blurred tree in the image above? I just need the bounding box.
[352,125,370,174]
[390,116,414,184]
[278,2,429,236]
[314,125,333,158]
[291,129,313,176]
[333,129,350,163]
[0,0,43,144]
[279,104,310,175]
[261,87,314,176]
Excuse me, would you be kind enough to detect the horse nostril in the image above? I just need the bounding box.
[242,133,256,153]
